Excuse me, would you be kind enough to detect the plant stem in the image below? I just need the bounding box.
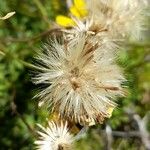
[33,0,50,26]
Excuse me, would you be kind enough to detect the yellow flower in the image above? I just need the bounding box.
[70,0,88,18]
[56,0,88,27]
[56,15,76,27]
[107,106,115,118]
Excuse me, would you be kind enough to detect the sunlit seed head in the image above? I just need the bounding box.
[86,0,148,40]
[35,121,73,150]
[63,0,148,45]
[33,34,125,125]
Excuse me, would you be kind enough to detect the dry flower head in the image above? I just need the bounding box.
[33,35,125,125]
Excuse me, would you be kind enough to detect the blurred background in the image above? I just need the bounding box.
[0,0,149,149]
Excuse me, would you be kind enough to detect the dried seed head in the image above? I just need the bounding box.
[33,35,125,125]
[86,0,148,40]
[64,0,148,46]
[35,121,73,150]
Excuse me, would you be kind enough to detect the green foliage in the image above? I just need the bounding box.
[0,0,149,149]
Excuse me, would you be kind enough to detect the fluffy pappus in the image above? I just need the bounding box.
[33,35,125,125]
